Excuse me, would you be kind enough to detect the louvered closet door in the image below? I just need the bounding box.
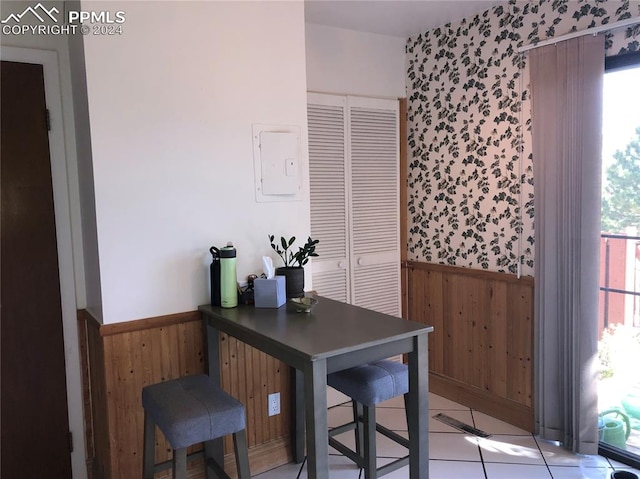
[308,93,350,302]
[348,97,400,316]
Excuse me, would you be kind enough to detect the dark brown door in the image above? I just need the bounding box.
[1,61,72,479]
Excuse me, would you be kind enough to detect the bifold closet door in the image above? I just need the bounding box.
[348,97,400,317]
[308,93,400,317]
[308,94,350,302]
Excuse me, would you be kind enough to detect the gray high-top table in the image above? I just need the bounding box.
[199,296,433,479]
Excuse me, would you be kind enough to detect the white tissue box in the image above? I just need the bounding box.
[254,276,286,308]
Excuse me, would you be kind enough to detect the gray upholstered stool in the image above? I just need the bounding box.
[142,374,250,479]
[328,360,410,479]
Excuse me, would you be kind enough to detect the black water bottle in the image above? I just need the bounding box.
[210,246,221,306]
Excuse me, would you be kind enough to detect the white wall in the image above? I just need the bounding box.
[82,1,311,324]
[305,23,406,98]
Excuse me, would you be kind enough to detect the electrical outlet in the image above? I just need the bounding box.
[268,392,280,416]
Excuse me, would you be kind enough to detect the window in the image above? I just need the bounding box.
[598,51,640,468]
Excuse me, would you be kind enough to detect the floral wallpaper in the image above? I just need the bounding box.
[406,0,640,275]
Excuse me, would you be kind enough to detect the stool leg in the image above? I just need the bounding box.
[403,393,410,431]
[362,405,377,479]
[204,439,222,479]
[173,448,187,479]
[233,429,251,479]
[353,400,364,458]
[142,412,155,479]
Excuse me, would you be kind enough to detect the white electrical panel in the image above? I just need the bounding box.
[260,131,298,195]
[253,124,303,203]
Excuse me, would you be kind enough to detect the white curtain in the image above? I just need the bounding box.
[530,34,604,454]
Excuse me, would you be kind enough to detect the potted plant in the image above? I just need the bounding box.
[269,235,319,298]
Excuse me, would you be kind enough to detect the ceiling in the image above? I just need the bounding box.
[304,0,507,38]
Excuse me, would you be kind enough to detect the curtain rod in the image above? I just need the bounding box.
[518,16,640,53]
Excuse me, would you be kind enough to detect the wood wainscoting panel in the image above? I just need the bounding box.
[77,310,94,472]
[103,316,206,477]
[406,262,534,431]
[81,311,292,479]
[506,280,534,406]
[220,334,290,450]
[84,311,110,479]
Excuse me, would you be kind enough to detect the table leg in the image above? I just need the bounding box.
[303,359,329,479]
[408,332,429,479]
[203,322,224,478]
[290,367,305,463]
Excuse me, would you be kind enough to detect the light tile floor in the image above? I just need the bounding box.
[254,393,640,478]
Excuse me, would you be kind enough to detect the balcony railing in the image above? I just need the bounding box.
[600,233,640,329]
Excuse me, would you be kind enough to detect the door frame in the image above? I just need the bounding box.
[1,46,87,479]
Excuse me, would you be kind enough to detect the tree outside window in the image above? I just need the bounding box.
[601,126,640,234]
